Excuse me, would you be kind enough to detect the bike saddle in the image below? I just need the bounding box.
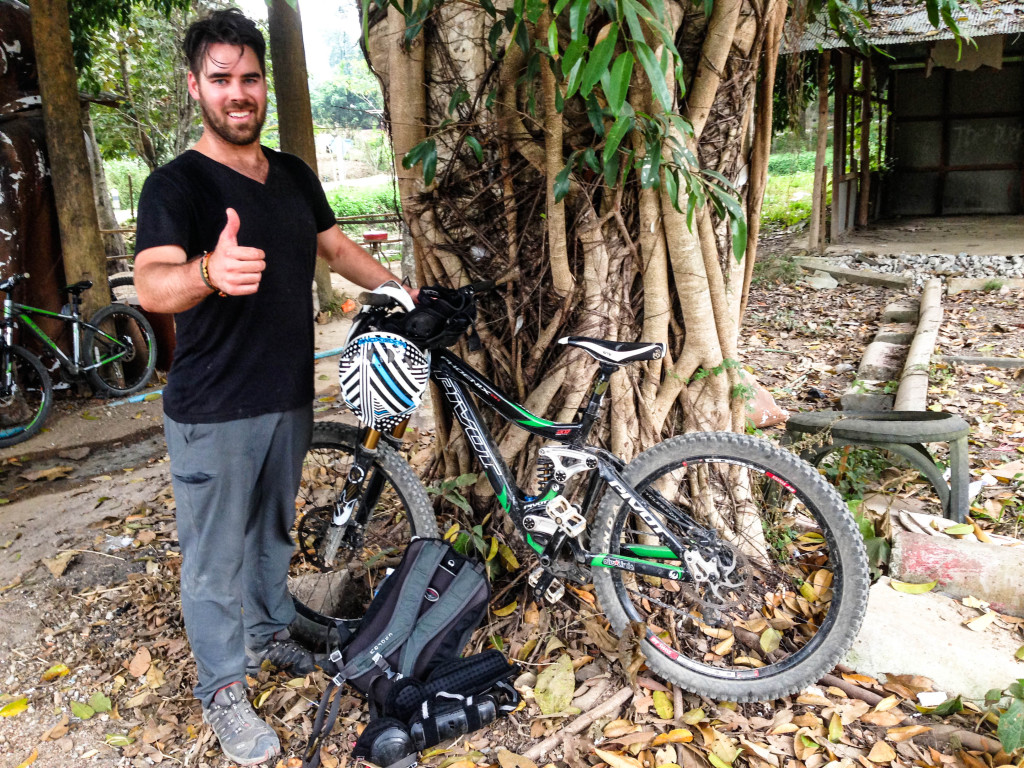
[62,280,94,296]
[558,336,666,365]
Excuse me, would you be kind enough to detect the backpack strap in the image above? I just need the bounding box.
[397,562,484,676]
[334,543,445,681]
[303,679,346,768]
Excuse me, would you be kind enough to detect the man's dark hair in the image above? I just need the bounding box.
[183,8,266,78]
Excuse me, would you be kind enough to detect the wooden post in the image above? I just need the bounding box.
[268,0,336,308]
[857,58,872,227]
[809,51,830,253]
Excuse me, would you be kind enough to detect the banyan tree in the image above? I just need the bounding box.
[359,0,962,494]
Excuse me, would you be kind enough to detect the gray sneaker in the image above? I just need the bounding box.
[245,628,323,676]
[202,682,280,766]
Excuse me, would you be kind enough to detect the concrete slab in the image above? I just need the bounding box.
[891,530,1024,617]
[858,340,907,381]
[802,270,839,290]
[795,258,914,289]
[874,323,917,345]
[882,301,919,324]
[843,577,1024,701]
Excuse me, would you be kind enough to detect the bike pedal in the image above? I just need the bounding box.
[546,496,586,537]
[528,567,565,604]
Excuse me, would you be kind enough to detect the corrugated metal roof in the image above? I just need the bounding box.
[783,0,1024,53]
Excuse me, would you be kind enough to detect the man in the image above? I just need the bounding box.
[134,9,407,765]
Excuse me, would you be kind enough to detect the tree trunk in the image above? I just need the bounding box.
[83,105,127,267]
[268,0,336,310]
[363,0,786,494]
[29,0,109,319]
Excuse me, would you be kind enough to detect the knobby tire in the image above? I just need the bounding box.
[84,304,157,396]
[288,421,437,649]
[592,431,869,702]
[0,345,53,448]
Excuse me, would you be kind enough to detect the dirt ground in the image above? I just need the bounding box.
[1,244,1023,767]
[808,215,1024,257]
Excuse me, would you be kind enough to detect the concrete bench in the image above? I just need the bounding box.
[785,410,970,522]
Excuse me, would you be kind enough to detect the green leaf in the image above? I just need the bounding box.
[534,654,576,715]
[490,634,505,651]
[1016,644,1024,661]
[640,142,662,189]
[583,147,600,172]
[422,143,438,186]
[890,579,938,594]
[665,168,681,212]
[479,0,497,17]
[634,40,672,112]
[998,698,1024,754]
[447,86,470,115]
[602,110,634,167]
[943,523,973,536]
[986,688,1005,705]
[553,0,573,14]
[105,733,135,747]
[653,690,674,720]
[547,20,559,57]
[525,0,545,23]
[488,19,505,55]
[925,695,963,716]
[455,473,479,487]
[561,37,587,79]
[569,0,588,38]
[581,23,618,96]
[71,700,95,720]
[708,754,733,768]
[0,697,28,717]
[465,135,484,163]
[88,692,112,713]
[554,157,575,203]
[760,627,782,654]
[601,51,634,115]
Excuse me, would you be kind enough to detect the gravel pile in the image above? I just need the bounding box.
[834,252,1024,284]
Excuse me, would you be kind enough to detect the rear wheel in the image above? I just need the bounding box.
[84,304,157,396]
[592,432,869,702]
[0,345,52,448]
[108,274,136,303]
[289,421,437,648]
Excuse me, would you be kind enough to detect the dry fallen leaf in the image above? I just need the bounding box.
[127,646,152,678]
[867,741,897,762]
[42,551,75,579]
[498,748,539,768]
[594,748,645,768]
[886,725,932,742]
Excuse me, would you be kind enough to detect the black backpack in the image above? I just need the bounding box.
[394,284,477,349]
[303,538,519,768]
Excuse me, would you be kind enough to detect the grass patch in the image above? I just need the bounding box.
[767,151,818,176]
[762,170,817,229]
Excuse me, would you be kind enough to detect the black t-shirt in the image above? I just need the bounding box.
[135,148,336,423]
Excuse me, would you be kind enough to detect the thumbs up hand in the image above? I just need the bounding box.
[205,208,266,295]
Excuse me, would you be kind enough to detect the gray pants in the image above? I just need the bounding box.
[165,405,312,705]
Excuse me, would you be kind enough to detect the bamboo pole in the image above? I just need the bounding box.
[809,51,831,252]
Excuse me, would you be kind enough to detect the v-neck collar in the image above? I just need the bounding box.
[188,146,272,187]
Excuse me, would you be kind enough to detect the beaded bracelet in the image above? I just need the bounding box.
[200,253,226,297]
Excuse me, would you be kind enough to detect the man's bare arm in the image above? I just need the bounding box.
[135,208,267,313]
[317,225,416,298]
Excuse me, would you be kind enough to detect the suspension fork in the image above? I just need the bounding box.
[320,419,410,566]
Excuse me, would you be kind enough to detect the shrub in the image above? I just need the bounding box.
[767,151,818,176]
[327,182,401,219]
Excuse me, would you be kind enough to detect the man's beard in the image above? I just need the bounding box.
[200,100,266,146]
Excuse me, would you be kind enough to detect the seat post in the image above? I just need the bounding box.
[574,363,617,445]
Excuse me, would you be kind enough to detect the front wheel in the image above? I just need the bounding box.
[592,432,869,702]
[84,304,157,396]
[0,345,53,448]
[288,421,438,649]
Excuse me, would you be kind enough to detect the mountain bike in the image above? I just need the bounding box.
[0,273,157,448]
[287,282,869,702]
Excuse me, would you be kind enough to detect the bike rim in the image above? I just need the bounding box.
[610,456,843,682]
[0,353,47,440]
[93,315,150,391]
